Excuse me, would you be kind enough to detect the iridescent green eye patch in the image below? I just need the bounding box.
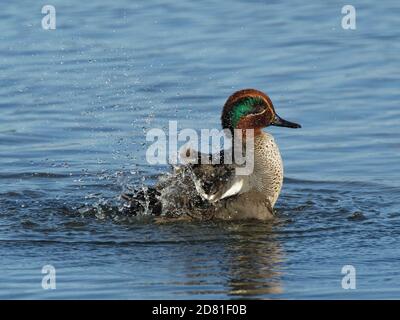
[230,97,264,128]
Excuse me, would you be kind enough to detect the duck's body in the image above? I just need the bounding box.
[122,89,300,221]
[180,131,283,220]
[212,131,283,220]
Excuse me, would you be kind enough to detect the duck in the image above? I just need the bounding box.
[121,89,301,221]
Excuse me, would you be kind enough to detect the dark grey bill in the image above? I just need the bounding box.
[271,114,301,128]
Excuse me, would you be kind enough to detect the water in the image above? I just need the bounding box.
[1,0,400,299]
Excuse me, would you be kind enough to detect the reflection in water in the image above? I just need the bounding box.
[176,221,284,298]
[223,222,283,297]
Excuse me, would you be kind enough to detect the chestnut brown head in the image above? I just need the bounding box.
[221,89,301,132]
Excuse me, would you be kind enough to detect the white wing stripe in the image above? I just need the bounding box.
[218,179,244,200]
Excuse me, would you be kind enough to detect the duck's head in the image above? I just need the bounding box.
[221,89,301,133]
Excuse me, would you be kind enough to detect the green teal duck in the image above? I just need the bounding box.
[122,89,301,221]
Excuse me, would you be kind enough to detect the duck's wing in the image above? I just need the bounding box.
[192,166,246,203]
[186,149,249,203]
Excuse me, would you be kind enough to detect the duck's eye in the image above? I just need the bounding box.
[249,104,265,115]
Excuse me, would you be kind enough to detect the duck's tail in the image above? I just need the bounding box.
[120,187,162,216]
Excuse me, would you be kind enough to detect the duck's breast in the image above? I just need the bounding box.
[252,132,283,207]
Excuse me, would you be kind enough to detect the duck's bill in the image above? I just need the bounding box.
[271,114,301,128]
